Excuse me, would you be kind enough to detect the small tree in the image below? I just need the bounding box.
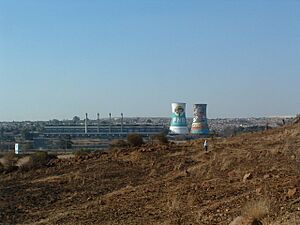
[21,128,34,140]
[127,133,144,147]
[72,116,81,124]
[31,151,49,167]
[59,135,73,150]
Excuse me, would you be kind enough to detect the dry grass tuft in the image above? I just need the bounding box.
[110,139,128,147]
[262,213,300,225]
[0,162,4,172]
[229,200,270,225]
[151,133,169,144]
[167,197,184,225]
[127,133,144,147]
[264,220,298,225]
[0,153,17,169]
[220,156,235,171]
[16,156,34,170]
[242,199,270,220]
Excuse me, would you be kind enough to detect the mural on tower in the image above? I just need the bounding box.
[170,102,189,134]
[191,104,209,134]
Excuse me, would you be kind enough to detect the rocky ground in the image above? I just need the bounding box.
[1,122,300,225]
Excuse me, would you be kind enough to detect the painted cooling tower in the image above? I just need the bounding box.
[191,104,209,134]
[170,102,189,134]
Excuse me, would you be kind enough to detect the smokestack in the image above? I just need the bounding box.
[97,113,100,133]
[109,113,112,134]
[191,104,209,135]
[85,113,88,134]
[169,102,189,134]
[121,113,124,133]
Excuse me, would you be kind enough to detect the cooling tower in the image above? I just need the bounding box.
[169,102,189,134]
[191,104,209,135]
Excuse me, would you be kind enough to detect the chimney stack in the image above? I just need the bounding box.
[109,113,112,134]
[97,113,100,133]
[121,113,124,133]
[85,113,88,134]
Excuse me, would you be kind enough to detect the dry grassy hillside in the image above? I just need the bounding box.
[1,123,300,225]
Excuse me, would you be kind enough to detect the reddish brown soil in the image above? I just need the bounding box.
[1,124,300,225]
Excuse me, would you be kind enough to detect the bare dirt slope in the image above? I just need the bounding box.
[1,123,300,225]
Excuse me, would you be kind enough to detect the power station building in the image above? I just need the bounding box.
[43,124,165,138]
[41,102,210,139]
[42,113,166,138]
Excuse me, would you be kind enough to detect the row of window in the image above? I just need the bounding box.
[44,128,164,133]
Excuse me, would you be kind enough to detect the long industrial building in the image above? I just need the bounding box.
[42,113,166,138]
[43,124,166,138]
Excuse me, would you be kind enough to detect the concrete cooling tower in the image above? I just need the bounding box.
[169,102,189,134]
[191,104,209,135]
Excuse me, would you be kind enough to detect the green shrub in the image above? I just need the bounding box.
[127,133,144,147]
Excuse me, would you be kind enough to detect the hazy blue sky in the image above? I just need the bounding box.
[0,0,299,121]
